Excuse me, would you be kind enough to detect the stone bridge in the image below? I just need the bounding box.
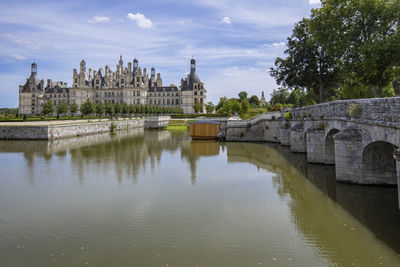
[226,97,400,187]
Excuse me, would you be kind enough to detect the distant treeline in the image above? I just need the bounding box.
[0,108,18,115]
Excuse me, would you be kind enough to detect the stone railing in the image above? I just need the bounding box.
[288,97,400,123]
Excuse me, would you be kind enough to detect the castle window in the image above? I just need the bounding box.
[149,93,152,97]
[75,85,77,88]
[158,99,161,105]
[137,91,140,96]
[176,93,179,96]
[167,99,170,105]
[121,79,124,84]
[167,93,170,97]
[150,99,152,105]
[96,80,99,85]
[75,78,78,83]
[194,85,197,89]
[200,85,203,89]
[176,99,178,105]
[112,92,114,97]
[194,92,198,96]
[200,98,203,103]
[137,99,140,104]
[163,99,165,105]
[200,92,203,96]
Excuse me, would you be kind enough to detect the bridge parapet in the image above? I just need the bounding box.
[288,97,400,123]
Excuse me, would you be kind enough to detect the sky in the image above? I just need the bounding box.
[0,0,321,107]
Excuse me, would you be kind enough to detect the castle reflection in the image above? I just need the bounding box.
[1,130,400,263]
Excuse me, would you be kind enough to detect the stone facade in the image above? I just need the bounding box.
[19,57,207,115]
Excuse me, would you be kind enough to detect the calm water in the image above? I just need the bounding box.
[1,129,400,266]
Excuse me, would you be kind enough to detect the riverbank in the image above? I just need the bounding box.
[0,117,171,140]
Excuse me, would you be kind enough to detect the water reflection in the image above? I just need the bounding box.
[1,131,400,266]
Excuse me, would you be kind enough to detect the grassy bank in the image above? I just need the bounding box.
[165,120,190,131]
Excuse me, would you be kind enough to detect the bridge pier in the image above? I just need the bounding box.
[333,127,363,183]
[279,123,291,146]
[306,126,326,164]
[394,149,400,208]
[290,123,306,153]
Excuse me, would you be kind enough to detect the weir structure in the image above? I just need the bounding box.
[225,97,400,197]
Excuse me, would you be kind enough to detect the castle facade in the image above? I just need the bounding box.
[19,57,206,115]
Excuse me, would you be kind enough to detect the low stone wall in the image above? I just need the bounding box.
[144,116,170,129]
[0,126,49,140]
[0,119,144,140]
[288,97,400,123]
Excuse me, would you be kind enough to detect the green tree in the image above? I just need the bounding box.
[56,100,68,116]
[238,91,248,102]
[269,88,290,105]
[248,95,260,108]
[121,102,129,116]
[270,18,340,102]
[216,97,228,112]
[310,0,400,97]
[205,102,215,114]
[114,102,122,115]
[80,100,95,116]
[105,102,115,117]
[42,100,54,116]
[240,99,250,116]
[95,102,105,117]
[69,102,79,117]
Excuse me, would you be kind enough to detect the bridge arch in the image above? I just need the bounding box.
[325,128,340,165]
[362,141,398,185]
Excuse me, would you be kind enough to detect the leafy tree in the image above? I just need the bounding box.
[114,102,122,115]
[248,95,260,108]
[80,100,95,116]
[95,102,105,117]
[69,102,79,117]
[270,18,340,102]
[238,91,248,102]
[56,100,68,116]
[269,88,290,105]
[216,97,228,112]
[121,102,129,116]
[42,100,54,116]
[205,102,215,114]
[310,0,400,97]
[193,101,203,113]
[240,99,250,115]
[105,102,115,117]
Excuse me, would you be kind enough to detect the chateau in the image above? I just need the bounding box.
[19,57,206,115]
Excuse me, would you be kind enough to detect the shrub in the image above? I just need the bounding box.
[273,103,282,111]
[317,122,325,130]
[348,103,363,119]
[285,111,292,121]
[110,122,117,133]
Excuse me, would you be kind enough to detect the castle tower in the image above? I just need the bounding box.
[31,62,37,76]
[133,58,138,73]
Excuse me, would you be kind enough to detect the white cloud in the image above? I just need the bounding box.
[88,16,110,24]
[127,13,153,29]
[10,54,26,60]
[221,17,231,24]
[308,0,321,5]
[262,42,286,48]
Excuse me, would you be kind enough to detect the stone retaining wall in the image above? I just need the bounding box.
[288,97,400,122]
[0,119,144,140]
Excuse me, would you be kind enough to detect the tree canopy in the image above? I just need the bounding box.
[270,0,400,103]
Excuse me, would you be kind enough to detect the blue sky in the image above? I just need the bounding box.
[0,0,320,107]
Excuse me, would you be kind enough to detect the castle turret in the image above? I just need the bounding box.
[133,58,138,72]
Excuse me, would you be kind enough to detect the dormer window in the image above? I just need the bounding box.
[96,80,99,85]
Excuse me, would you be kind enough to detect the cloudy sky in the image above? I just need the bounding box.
[0,0,320,107]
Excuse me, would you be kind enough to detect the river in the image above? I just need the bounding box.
[1,129,400,266]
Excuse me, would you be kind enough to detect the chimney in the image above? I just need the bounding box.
[47,79,52,87]
[128,62,132,73]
